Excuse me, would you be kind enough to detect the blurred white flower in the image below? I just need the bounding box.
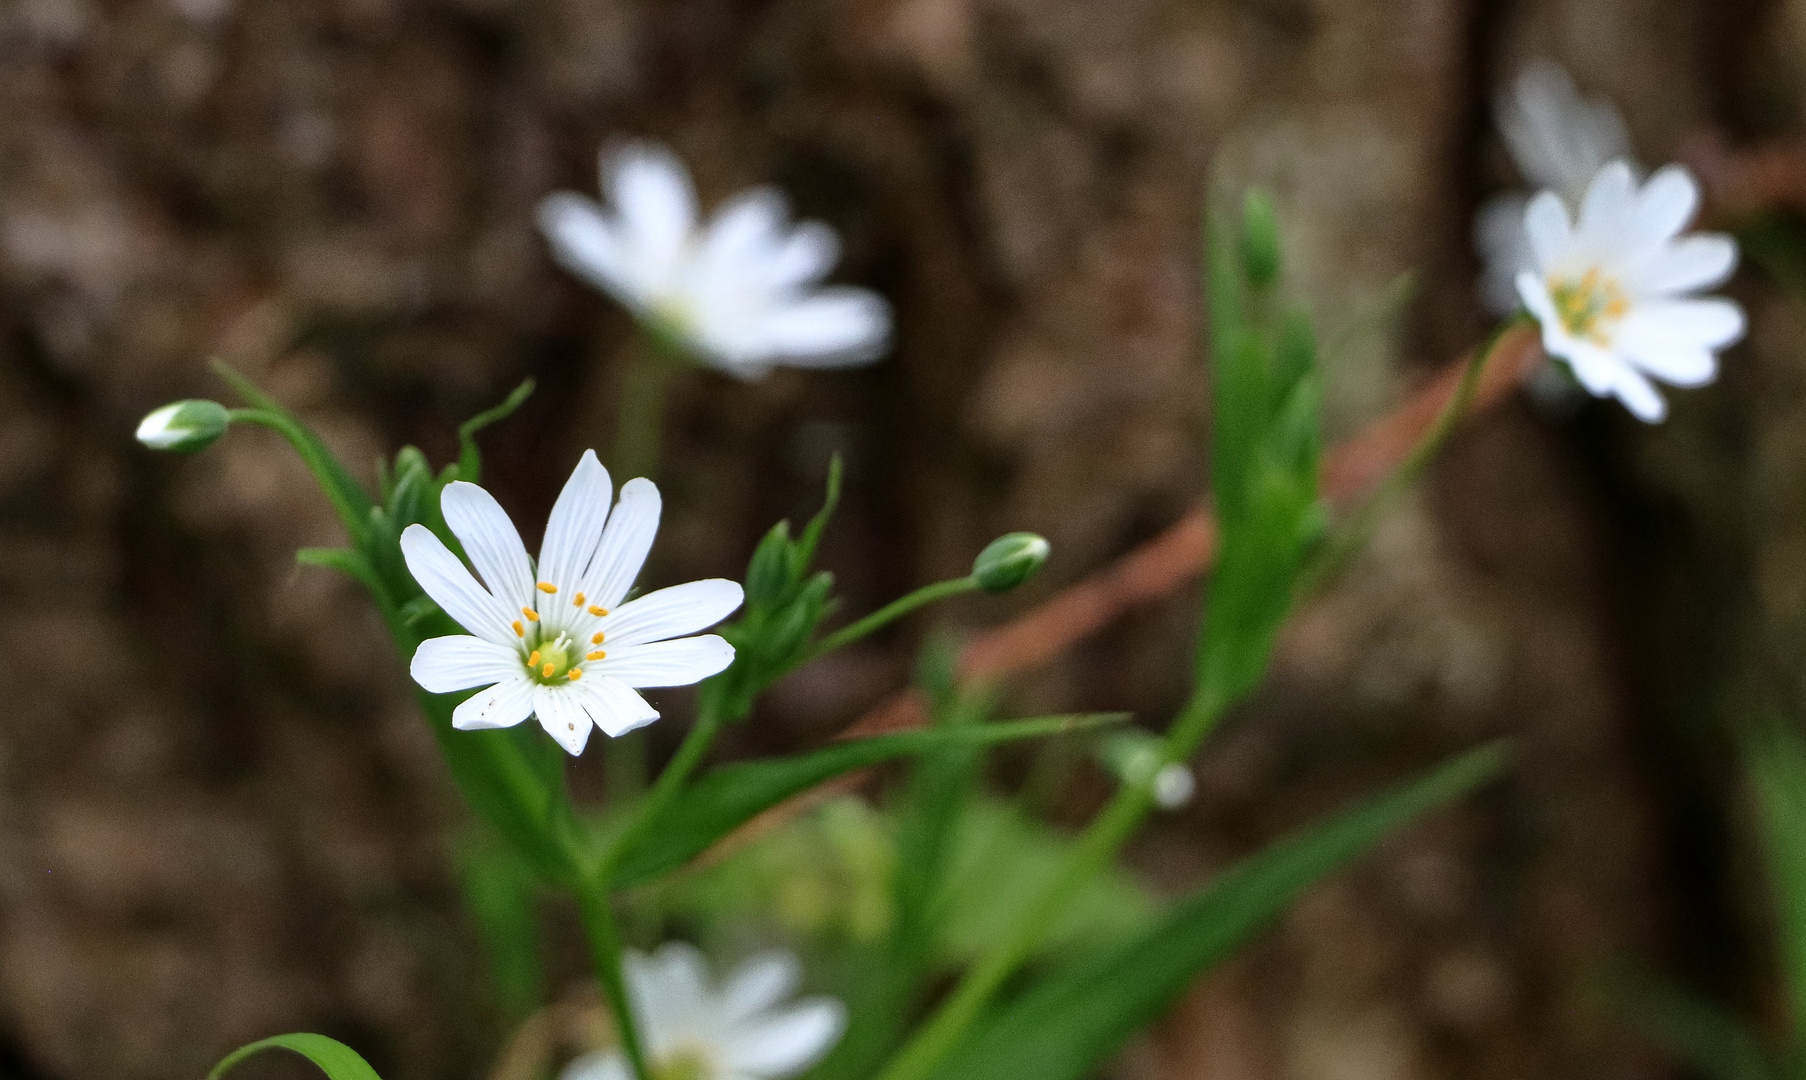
[1516,162,1744,422]
[402,451,742,754]
[564,944,846,1080]
[1476,62,1634,315]
[537,142,892,380]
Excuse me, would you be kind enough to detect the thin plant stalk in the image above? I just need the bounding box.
[614,333,678,481]
[806,578,981,663]
[575,876,653,1080]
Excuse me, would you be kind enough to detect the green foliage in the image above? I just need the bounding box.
[1609,971,1781,1080]
[925,743,1506,1080]
[1748,721,1806,1046]
[610,712,1128,887]
[208,1033,383,1080]
[459,832,546,1023]
[1198,189,1325,711]
[707,459,844,722]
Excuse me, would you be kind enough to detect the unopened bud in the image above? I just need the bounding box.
[972,532,1049,593]
[136,400,229,453]
[1152,763,1196,810]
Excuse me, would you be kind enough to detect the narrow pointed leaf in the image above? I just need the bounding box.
[926,742,1507,1080]
[1610,971,1781,1080]
[209,1033,382,1080]
[610,713,1129,887]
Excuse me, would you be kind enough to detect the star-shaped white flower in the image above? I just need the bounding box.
[1476,61,1634,315]
[564,944,846,1080]
[401,451,742,755]
[537,141,892,380]
[1516,161,1745,423]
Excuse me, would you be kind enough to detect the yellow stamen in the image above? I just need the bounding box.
[538,582,558,594]
[587,650,607,661]
[573,592,586,607]
[512,621,524,637]
[521,607,539,622]
[588,606,608,616]
[591,631,605,645]
[528,650,541,668]
[541,662,555,678]
[567,668,583,680]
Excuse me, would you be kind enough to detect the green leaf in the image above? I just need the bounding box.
[1609,970,1781,1080]
[456,378,536,484]
[209,1033,382,1080]
[795,454,844,569]
[459,831,545,1022]
[611,713,1129,887]
[1745,722,1806,1044]
[927,742,1507,1080]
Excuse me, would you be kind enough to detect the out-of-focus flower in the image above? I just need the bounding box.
[402,451,741,754]
[1516,162,1744,422]
[563,944,846,1080]
[1476,62,1635,315]
[537,142,891,380]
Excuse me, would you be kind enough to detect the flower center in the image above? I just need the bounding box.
[524,632,579,684]
[651,1048,716,1080]
[1549,267,1629,343]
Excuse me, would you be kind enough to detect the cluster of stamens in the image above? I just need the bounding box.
[512,581,608,684]
[1550,267,1629,343]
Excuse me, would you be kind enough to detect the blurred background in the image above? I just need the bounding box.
[4,0,1806,1076]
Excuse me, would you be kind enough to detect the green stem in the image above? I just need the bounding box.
[614,336,677,481]
[874,684,1228,1080]
[575,875,653,1080]
[1294,315,1523,598]
[227,408,372,546]
[807,578,980,663]
[600,702,727,879]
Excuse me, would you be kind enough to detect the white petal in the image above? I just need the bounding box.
[1522,193,1572,272]
[1628,164,1700,250]
[608,142,696,295]
[721,952,801,1023]
[598,635,735,688]
[584,477,661,609]
[540,450,614,591]
[698,187,789,280]
[1475,194,1533,316]
[441,482,536,612]
[755,287,891,367]
[1633,234,1738,295]
[561,1052,632,1080]
[723,998,846,1076]
[767,221,840,289]
[411,636,524,693]
[1576,161,1637,246]
[627,943,712,1029]
[605,579,744,648]
[533,684,594,755]
[451,675,536,730]
[1609,363,1668,422]
[537,192,638,306]
[400,524,516,646]
[1498,61,1632,200]
[1623,340,1717,388]
[1624,299,1747,350]
[576,676,662,737]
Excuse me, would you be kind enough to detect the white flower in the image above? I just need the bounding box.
[537,142,892,380]
[1477,62,1634,315]
[401,451,742,755]
[1515,161,1744,423]
[563,944,846,1080]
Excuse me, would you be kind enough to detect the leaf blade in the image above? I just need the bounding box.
[208,1033,383,1080]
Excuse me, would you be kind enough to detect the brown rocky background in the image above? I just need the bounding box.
[1,0,1802,1076]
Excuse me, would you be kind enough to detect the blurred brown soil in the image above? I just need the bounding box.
[2,0,1803,1077]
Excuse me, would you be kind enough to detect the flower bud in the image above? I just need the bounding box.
[136,400,230,453]
[1239,189,1282,289]
[972,532,1049,593]
[1152,763,1196,810]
